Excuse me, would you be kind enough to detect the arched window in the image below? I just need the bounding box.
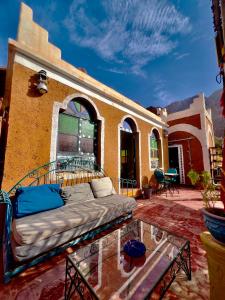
[57,99,97,162]
[121,120,134,133]
[150,129,161,169]
[120,117,139,181]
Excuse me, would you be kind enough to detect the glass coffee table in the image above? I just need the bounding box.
[65,219,191,300]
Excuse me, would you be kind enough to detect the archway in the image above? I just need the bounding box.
[120,117,139,182]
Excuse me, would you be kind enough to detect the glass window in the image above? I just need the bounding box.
[57,100,97,160]
[121,120,133,133]
[150,131,160,169]
[58,114,79,135]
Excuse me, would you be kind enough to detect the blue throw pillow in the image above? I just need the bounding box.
[14,184,64,218]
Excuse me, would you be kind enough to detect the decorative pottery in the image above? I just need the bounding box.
[123,240,146,257]
[202,208,225,244]
[143,187,153,199]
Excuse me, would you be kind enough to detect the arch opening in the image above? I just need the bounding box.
[57,98,99,164]
[120,117,139,183]
[150,129,162,169]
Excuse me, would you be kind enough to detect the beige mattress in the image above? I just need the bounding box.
[11,194,137,261]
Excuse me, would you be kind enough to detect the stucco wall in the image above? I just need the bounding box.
[167,114,201,129]
[1,62,168,191]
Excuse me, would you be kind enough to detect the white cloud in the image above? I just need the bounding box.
[64,0,192,75]
[153,77,174,105]
[175,52,190,60]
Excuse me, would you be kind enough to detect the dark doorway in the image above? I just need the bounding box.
[169,146,180,183]
[120,118,139,183]
[120,131,136,180]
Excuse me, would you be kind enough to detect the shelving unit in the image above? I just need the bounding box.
[209,147,223,183]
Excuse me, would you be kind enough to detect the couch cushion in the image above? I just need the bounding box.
[12,195,136,261]
[93,194,137,214]
[13,184,64,218]
[60,183,95,203]
[91,177,116,198]
[12,194,136,246]
[12,201,106,245]
[11,218,102,261]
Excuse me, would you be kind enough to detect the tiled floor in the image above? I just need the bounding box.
[0,188,220,299]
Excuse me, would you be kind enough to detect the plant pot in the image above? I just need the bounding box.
[143,187,153,199]
[202,208,225,244]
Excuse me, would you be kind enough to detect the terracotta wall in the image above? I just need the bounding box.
[168,114,201,129]
[168,131,204,184]
[1,62,168,191]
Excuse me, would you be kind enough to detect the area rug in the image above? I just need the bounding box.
[0,196,209,300]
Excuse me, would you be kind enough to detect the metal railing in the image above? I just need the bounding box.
[119,178,137,197]
[8,157,106,196]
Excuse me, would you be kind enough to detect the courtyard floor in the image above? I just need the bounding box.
[0,187,221,300]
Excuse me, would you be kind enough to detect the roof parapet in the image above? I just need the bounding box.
[17,2,61,62]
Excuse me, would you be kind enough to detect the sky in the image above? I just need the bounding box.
[0,0,221,107]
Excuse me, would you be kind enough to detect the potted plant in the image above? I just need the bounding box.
[200,171,211,189]
[187,170,225,244]
[142,184,153,199]
[201,183,225,244]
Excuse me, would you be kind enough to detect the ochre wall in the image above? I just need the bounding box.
[168,131,204,184]
[1,63,168,191]
[167,114,201,129]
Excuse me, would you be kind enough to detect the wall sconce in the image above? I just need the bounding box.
[163,129,169,138]
[36,70,48,94]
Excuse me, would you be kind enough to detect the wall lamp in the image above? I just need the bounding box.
[36,70,48,94]
[163,129,169,138]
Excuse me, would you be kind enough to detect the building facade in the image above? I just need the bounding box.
[167,94,215,184]
[0,3,169,193]
[148,94,215,184]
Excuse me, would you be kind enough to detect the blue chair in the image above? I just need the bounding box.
[165,168,179,193]
[154,169,172,195]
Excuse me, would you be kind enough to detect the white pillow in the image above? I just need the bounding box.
[91,177,116,198]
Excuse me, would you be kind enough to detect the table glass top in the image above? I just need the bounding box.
[68,219,188,300]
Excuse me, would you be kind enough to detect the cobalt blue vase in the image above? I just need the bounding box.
[123,240,146,257]
[202,208,225,244]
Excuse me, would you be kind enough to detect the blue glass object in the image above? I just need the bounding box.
[123,239,146,257]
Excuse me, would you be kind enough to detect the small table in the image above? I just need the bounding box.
[164,173,179,193]
[65,219,191,300]
[164,173,178,177]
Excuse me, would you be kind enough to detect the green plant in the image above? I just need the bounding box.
[200,171,211,189]
[187,169,200,186]
[201,184,220,209]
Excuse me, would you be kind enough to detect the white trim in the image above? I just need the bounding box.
[168,124,210,172]
[14,52,167,129]
[118,115,141,193]
[50,93,105,169]
[168,144,185,184]
[149,128,164,172]
[207,128,215,148]
[167,94,205,122]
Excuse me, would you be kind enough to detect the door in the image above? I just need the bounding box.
[169,146,180,183]
[169,145,185,184]
[120,131,136,180]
